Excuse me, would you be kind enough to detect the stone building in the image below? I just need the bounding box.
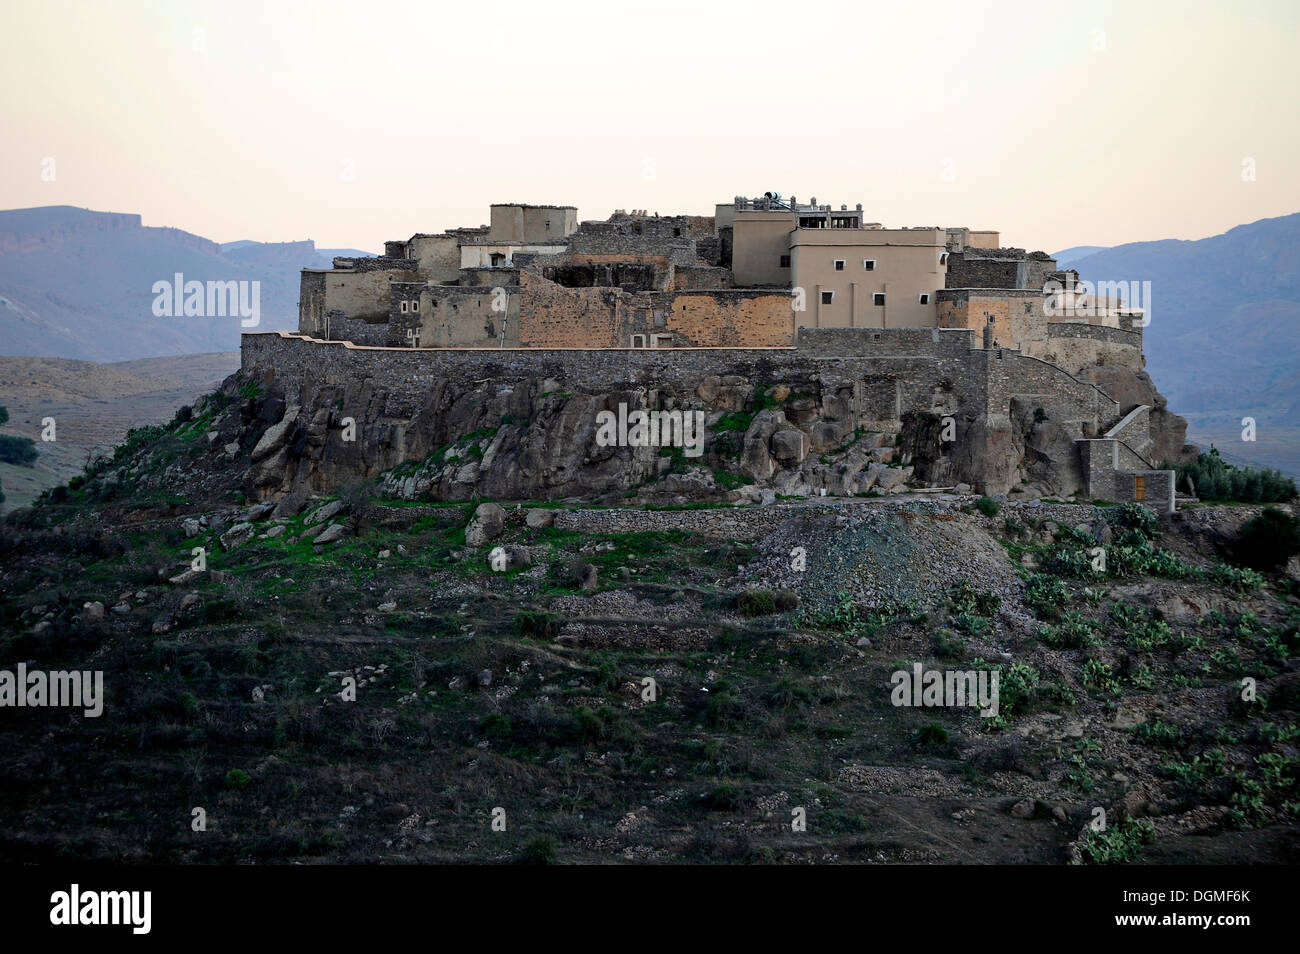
[286,193,1182,511]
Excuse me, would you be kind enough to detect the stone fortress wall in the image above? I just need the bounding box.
[271,197,1177,510]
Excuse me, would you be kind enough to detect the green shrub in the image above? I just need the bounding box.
[1024,574,1066,619]
[1039,611,1099,648]
[1077,817,1155,864]
[1081,659,1120,694]
[736,588,798,616]
[1175,447,1296,503]
[224,769,251,790]
[1234,507,1300,571]
[1211,563,1266,590]
[1107,501,1161,543]
[915,722,950,749]
[932,629,965,661]
[515,610,560,639]
[517,835,557,865]
[0,434,38,466]
[736,590,776,616]
[975,496,1001,518]
[703,784,743,811]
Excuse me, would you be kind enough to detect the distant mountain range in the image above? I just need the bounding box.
[1056,212,1300,476]
[1055,213,1300,420]
[0,206,372,361]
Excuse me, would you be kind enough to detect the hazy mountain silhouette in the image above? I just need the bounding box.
[1056,213,1300,419]
[0,206,374,361]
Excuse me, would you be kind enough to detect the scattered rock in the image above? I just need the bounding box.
[466,503,506,547]
[314,523,348,545]
[525,508,555,529]
[305,499,345,527]
[220,522,255,551]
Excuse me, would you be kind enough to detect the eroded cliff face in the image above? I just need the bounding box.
[224,341,1192,507]
[236,370,928,507]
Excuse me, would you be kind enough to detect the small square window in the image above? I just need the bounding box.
[821,291,834,305]
[779,254,791,268]
[918,293,930,305]
[834,259,845,271]
[863,259,876,270]
[873,293,886,306]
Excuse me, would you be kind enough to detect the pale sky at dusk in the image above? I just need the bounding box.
[2,0,1297,253]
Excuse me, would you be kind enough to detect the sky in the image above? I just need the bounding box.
[1,0,1297,253]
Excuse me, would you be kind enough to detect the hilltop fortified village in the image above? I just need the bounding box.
[239,193,1189,511]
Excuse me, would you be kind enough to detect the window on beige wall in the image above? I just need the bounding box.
[834,260,845,271]
[863,260,876,270]
[873,293,885,306]
[821,291,834,304]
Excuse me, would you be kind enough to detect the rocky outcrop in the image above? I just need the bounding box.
[215,340,1196,505]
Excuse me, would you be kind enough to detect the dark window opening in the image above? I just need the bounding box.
[873,293,886,306]
[821,291,834,305]
[779,254,791,268]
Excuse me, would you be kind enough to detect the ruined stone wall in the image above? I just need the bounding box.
[980,350,1119,425]
[516,272,628,348]
[671,265,733,290]
[661,290,794,348]
[1043,322,1143,375]
[460,267,520,287]
[320,263,419,321]
[937,289,1135,366]
[567,232,698,266]
[797,326,975,357]
[389,283,521,348]
[242,331,954,429]
[298,271,326,335]
[945,250,1057,291]
[326,313,389,346]
[409,234,461,283]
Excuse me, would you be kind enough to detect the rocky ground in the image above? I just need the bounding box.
[0,378,1296,865]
